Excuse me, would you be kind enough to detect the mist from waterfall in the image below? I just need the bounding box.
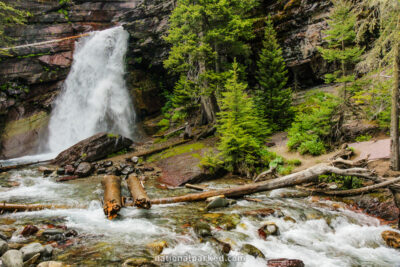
[45,26,136,153]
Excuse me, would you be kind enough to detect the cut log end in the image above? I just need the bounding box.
[127,174,151,209]
[102,175,122,220]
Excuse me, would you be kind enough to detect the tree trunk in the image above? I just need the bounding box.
[102,175,122,220]
[126,174,151,209]
[200,93,219,124]
[391,41,400,170]
[0,203,77,213]
[151,164,374,204]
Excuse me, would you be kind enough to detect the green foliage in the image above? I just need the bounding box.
[157,119,170,132]
[210,61,270,177]
[287,92,341,155]
[318,0,363,94]
[319,173,363,190]
[355,134,372,142]
[285,158,302,166]
[0,2,29,49]
[147,142,205,163]
[255,17,294,131]
[164,0,258,111]
[107,149,128,158]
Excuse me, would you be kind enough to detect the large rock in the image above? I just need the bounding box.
[19,242,44,261]
[382,230,400,249]
[74,162,93,178]
[52,133,133,165]
[0,239,8,256]
[1,249,23,267]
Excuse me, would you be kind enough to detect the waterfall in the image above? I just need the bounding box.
[46,26,136,153]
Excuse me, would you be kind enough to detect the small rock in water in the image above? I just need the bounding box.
[121,166,135,175]
[0,239,8,256]
[37,261,66,267]
[146,240,168,255]
[42,244,53,258]
[131,156,139,164]
[74,162,93,177]
[56,168,65,175]
[97,168,106,174]
[20,242,44,261]
[103,161,113,167]
[240,244,265,258]
[243,208,275,217]
[64,229,78,238]
[0,232,9,241]
[267,258,305,267]
[24,253,41,266]
[194,222,212,238]
[284,216,297,223]
[21,225,38,237]
[258,222,279,240]
[1,249,23,267]
[42,229,64,236]
[382,230,400,248]
[38,166,55,176]
[122,258,156,267]
[205,197,236,210]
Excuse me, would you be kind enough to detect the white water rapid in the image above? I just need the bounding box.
[45,26,136,153]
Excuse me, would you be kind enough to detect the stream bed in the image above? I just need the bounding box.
[1,167,400,266]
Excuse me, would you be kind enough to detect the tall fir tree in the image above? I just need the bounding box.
[164,0,258,123]
[318,0,363,99]
[216,61,269,177]
[255,17,293,132]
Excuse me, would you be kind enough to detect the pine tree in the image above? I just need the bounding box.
[255,17,293,132]
[216,61,269,177]
[318,0,364,99]
[356,0,400,170]
[164,0,258,123]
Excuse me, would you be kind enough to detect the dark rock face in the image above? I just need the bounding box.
[74,162,93,177]
[52,133,133,166]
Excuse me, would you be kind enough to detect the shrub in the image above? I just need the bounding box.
[157,119,170,132]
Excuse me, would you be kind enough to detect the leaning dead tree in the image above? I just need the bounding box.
[102,175,122,220]
[126,174,151,209]
[151,163,376,204]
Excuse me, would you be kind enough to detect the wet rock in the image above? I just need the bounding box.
[131,156,139,164]
[205,197,236,211]
[202,213,241,230]
[0,239,8,256]
[194,222,212,238]
[64,229,78,238]
[0,232,8,241]
[103,161,113,168]
[42,245,53,258]
[258,222,279,240]
[243,208,275,217]
[74,162,93,178]
[56,168,65,175]
[38,166,55,176]
[23,252,40,266]
[146,240,168,255]
[97,168,106,174]
[64,165,75,175]
[21,225,38,237]
[1,249,23,267]
[284,216,297,223]
[382,230,400,249]
[52,133,133,165]
[267,258,305,267]
[37,261,66,267]
[20,242,44,261]
[240,244,265,258]
[121,166,135,175]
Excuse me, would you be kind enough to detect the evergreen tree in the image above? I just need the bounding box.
[164,0,258,123]
[255,17,293,132]
[318,0,363,99]
[356,0,400,170]
[216,61,269,177]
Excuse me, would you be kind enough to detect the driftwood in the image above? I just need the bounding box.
[0,160,52,173]
[185,183,207,191]
[151,164,374,204]
[297,177,400,196]
[132,139,190,158]
[0,203,79,213]
[126,174,151,209]
[102,175,122,219]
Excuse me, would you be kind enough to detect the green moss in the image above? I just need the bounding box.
[355,134,372,142]
[2,112,49,139]
[107,133,119,138]
[107,148,128,158]
[147,142,205,162]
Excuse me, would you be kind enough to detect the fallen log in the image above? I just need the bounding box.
[126,174,151,209]
[296,177,400,196]
[151,164,375,204]
[102,175,122,219]
[0,203,80,213]
[132,139,190,158]
[185,183,207,191]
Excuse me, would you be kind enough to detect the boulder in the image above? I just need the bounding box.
[205,197,236,211]
[194,222,212,238]
[258,222,279,240]
[21,225,38,237]
[146,240,168,255]
[267,258,305,267]
[20,242,44,261]
[64,165,75,175]
[37,261,67,267]
[1,249,23,267]
[0,239,8,256]
[23,253,40,266]
[74,162,93,178]
[382,230,400,249]
[52,133,133,166]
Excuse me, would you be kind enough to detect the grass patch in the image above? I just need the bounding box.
[147,142,205,162]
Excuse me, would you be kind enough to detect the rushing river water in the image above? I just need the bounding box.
[1,168,400,266]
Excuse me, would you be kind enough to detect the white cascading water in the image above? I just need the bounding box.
[46,26,136,153]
